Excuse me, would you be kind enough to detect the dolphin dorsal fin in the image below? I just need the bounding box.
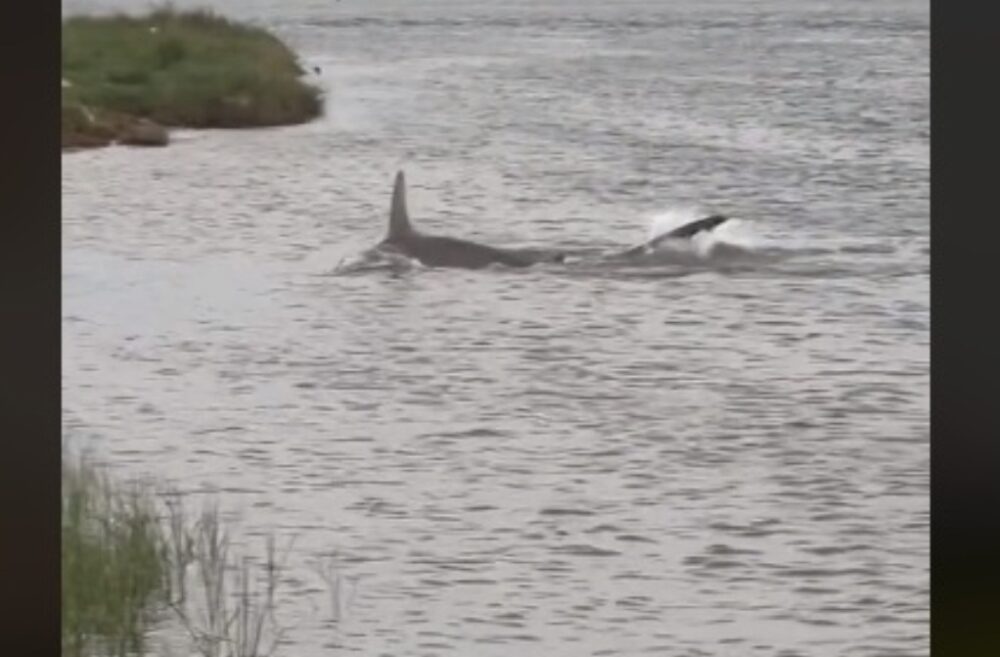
[387,170,413,240]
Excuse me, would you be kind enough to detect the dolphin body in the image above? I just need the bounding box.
[374,171,731,269]
[376,172,563,268]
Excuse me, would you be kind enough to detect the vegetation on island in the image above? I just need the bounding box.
[62,7,323,149]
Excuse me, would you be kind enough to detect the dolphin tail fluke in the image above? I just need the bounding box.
[663,214,729,239]
[388,170,413,240]
[615,214,731,258]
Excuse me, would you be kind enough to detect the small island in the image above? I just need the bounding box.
[62,8,323,150]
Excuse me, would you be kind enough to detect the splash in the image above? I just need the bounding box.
[330,246,419,275]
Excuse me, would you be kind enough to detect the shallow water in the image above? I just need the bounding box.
[62,0,928,655]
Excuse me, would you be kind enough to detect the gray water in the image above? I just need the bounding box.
[62,0,929,655]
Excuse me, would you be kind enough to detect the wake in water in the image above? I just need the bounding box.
[332,246,418,274]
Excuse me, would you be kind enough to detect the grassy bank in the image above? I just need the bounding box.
[62,7,322,149]
[62,455,299,657]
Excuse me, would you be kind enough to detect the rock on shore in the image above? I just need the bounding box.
[118,118,169,147]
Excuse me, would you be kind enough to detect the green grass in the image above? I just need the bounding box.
[62,456,167,656]
[62,453,300,656]
[62,6,323,148]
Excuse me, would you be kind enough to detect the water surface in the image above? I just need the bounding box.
[62,1,928,655]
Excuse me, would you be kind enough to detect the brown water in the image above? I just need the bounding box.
[62,0,928,654]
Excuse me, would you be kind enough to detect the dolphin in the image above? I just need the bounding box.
[375,171,565,269]
[371,170,732,269]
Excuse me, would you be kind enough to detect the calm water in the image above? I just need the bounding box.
[62,0,929,655]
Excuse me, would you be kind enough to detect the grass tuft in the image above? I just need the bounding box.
[62,456,166,657]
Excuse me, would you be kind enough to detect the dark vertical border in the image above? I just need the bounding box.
[931,2,1000,655]
[0,0,61,653]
